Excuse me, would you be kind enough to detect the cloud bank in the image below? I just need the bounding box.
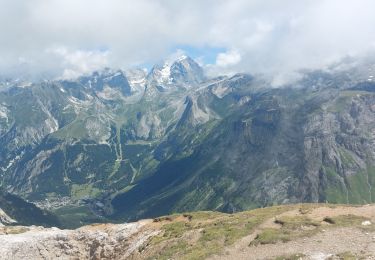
[1,0,375,81]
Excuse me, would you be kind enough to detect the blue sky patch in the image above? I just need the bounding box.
[171,45,226,64]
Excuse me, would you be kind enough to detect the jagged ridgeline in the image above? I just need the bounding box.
[1,56,375,226]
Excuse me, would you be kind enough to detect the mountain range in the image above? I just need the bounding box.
[1,55,375,227]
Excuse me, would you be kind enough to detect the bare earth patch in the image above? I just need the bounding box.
[209,204,375,260]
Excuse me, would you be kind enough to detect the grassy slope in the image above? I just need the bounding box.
[133,203,375,260]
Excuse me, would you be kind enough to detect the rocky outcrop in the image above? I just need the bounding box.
[0,221,158,260]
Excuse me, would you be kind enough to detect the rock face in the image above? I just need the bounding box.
[1,56,375,224]
[300,89,375,203]
[0,221,157,260]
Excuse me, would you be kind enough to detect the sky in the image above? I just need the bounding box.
[1,0,375,84]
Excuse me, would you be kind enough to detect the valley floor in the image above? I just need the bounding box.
[1,204,375,259]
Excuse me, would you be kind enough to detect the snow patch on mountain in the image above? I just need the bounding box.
[0,106,9,123]
[125,69,147,93]
[1,155,22,172]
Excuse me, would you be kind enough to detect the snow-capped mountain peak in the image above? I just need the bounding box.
[147,56,205,87]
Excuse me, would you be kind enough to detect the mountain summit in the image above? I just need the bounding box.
[147,55,205,88]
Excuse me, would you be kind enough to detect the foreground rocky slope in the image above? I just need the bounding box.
[1,56,375,225]
[1,203,375,259]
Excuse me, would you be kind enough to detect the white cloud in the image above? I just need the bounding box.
[216,50,241,67]
[48,47,109,79]
[0,0,375,81]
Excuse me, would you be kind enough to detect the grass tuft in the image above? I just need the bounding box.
[252,216,320,245]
